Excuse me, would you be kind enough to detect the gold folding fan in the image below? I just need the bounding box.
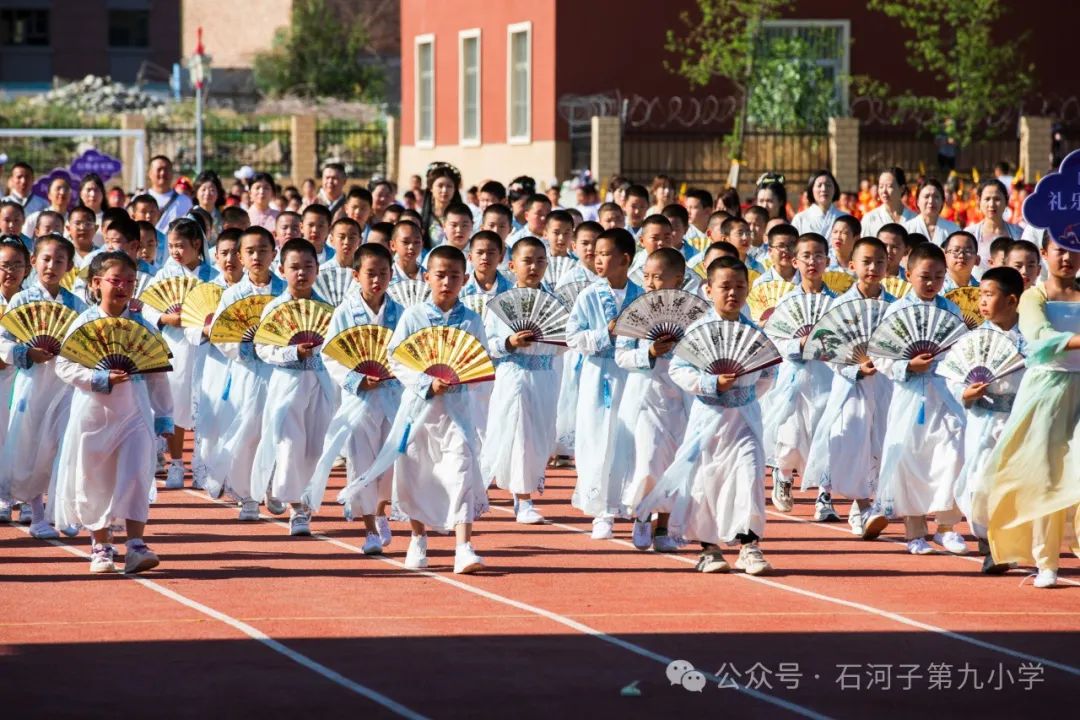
[252,298,333,347]
[60,317,172,374]
[882,276,912,298]
[746,280,795,323]
[391,326,495,385]
[59,267,80,291]
[822,270,856,295]
[208,295,274,344]
[139,276,202,314]
[322,324,393,380]
[0,301,78,355]
[179,282,224,329]
[945,286,982,329]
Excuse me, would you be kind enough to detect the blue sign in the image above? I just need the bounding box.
[1022,149,1080,252]
[70,149,122,182]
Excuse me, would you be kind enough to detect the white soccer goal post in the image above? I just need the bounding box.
[0,128,147,190]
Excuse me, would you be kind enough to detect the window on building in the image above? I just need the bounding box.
[459,30,481,145]
[108,9,149,48]
[415,34,435,147]
[507,22,531,144]
[0,9,49,46]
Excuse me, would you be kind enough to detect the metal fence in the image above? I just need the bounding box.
[147,118,292,180]
[858,129,1019,182]
[316,119,387,181]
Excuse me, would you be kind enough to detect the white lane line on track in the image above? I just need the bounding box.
[484,505,1080,678]
[761,506,1080,587]
[186,490,834,720]
[9,523,429,720]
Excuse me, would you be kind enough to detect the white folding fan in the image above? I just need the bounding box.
[675,320,783,377]
[868,304,968,360]
[313,266,356,306]
[802,298,889,365]
[762,292,833,342]
[613,288,711,342]
[935,328,1026,385]
[486,287,570,345]
[386,278,431,308]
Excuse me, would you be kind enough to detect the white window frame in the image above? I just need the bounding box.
[506,21,532,145]
[414,33,435,149]
[458,28,481,147]
[760,19,851,111]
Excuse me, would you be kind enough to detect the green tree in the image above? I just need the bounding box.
[253,0,383,101]
[745,32,842,131]
[867,0,1033,147]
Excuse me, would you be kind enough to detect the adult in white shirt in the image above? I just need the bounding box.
[146,155,193,233]
[861,167,916,237]
[791,170,844,239]
[962,179,1022,274]
[315,162,346,217]
[22,175,72,236]
[2,162,48,217]
[903,177,958,246]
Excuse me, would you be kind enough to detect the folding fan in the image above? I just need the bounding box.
[802,298,889,365]
[823,270,856,295]
[179,282,224,330]
[882,276,911,298]
[313,265,356,307]
[487,287,570,345]
[138,276,202,314]
[322,324,393,380]
[554,279,589,311]
[763,292,833,341]
[868,304,968,360]
[684,233,709,254]
[690,261,707,279]
[614,289,711,342]
[252,298,333,347]
[60,317,172,374]
[0,301,78,355]
[945,286,982,329]
[59,267,79,292]
[387,278,431,308]
[747,267,762,287]
[545,256,576,287]
[208,295,274,344]
[460,293,488,318]
[746,280,796,323]
[391,326,495,384]
[674,320,782,377]
[935,328,1026,386]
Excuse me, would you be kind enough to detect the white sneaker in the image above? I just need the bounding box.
[89,544,117,574]
[29,521,59,539]
[735,543,773,575]
[0,504,11,522]
[653,534,680,553]
[453,542,485,574]
[590,517,614,540]
[1033,569,1058,589]
[404,534,428,569]
[123,542,160,574]
[238,500,260,522]
[515,500,545,524]
[696,550,730,573]
[934,531,968,555]
[907,537,935,555]
[265,495,286,515]
[289,509,311,536]
[631,519,653,550]
[361,532,383,555]
[771,475,793,513]
[848,504,866,536]
[376,516,392,548]
[165,462,185,489]
[814,491,840,522]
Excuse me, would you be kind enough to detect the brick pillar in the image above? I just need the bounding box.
[384,115,399,182]
[590,115,622,186]
[1019,116,1053,178]
[829,116,860,193]
[291,114,317,184]
[120,113,146,191]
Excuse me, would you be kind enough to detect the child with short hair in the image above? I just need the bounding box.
[322,217,362,274]
[251,239,338,535]
[0,238,30,524]
[950,267,1026,573]
[744,205,770,263]
[390,220,425,282]
[441,202,474,250]
[53,251,173,573]
[204,226,287,519]
[987,236,1013,268]
[65,204,99,269]
[630,215,674,273]
[308,243,403,552]
[505,194,552,250]
[543,209,574,257]
[275,210,302,248]
[462,231,511,298]
[0,235,86,538]
[597,202,624,230]
[763,233,837,516]
[130,194,168,265]
[1004,239,1041,289]
[753,224,800,286]
[619,248,693,552]
[300,204,335,263]
[482,237,563,525]
[876,223,909,279]
[0,201,32,252]
[828,214,861,270]
[355,245,491,573]
[660,203,695,261]
[942,231,980,291]
[220,205,251,233]
[342,186,374,232]
[636,257,776,574]
[565,228,643,539]
[366,221,393,249]
[868,243,968,555]
[135,220,161,272]
[480,203,513,241]
[721,216,765,273]
[34,210,65,238]
[803,238,898,537]
[622,184,650,238]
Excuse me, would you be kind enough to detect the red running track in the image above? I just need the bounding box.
[1,454,1077,719]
